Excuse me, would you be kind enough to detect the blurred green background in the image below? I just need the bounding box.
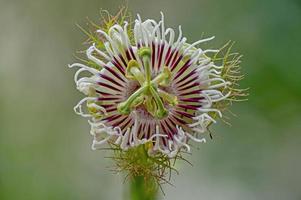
[1,0,301,199]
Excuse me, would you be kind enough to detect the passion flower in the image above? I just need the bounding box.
[69,11,245,158]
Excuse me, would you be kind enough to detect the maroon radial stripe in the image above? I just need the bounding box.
[106,107,117,113]
[125,49,131,60]
[164,46,172,65]
[95,90,112,96]
[176,75,198,89]
[167,50,178,68]
[139,123,146,139]
[165,49,175,66]
[165,118,177,135]
[120,118,133,132]
[163,120,175,139]
[179,97,204,102]
[151,42,155,68]
[167,117,178,130]
[168,116,184,128]
[174,110,194,118]
[179,89,202,96]
[129,47,137,60]
[173,59,192,80]
[170,113,187,125]
[111,59,125,75]
[141,123,146,139]
[137,124,142,138]
[98,81,122,92]
[111,115,128,127]
[164,122,175,139]
[178,82,199,92]
[162,137,167,147]
[99,73,124,87]
[98,97,121,101]
[177,104,200,110]
[146,123,151,139]
[170,54,184,71]
[118,54,127,67]
[103,114,123,122]
[103,65,126,82]
[101,104,115,109]
[157,43,165,70]
[175,69,196,84]
[160,122,172,139]
[142,123,147,139]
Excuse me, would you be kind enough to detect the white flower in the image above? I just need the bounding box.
[69,12,238,157]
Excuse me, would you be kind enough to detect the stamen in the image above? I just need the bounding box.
[158,89,178,106]
[149,86,168,119]
[152,66,171,86]
[126,60,145,85]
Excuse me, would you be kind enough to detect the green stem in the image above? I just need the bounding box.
[130,175,157,200]
[126,145,158,200]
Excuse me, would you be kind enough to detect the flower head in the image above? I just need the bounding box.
[69,11,245,158]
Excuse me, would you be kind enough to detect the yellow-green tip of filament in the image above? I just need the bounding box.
[138,47,151,58]
[153,66,171,87]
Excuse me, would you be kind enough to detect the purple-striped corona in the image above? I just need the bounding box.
[69,12,245,159]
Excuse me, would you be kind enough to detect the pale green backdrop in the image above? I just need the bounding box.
[1,0,301,199]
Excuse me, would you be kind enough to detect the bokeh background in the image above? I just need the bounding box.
[1,0,301,199]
